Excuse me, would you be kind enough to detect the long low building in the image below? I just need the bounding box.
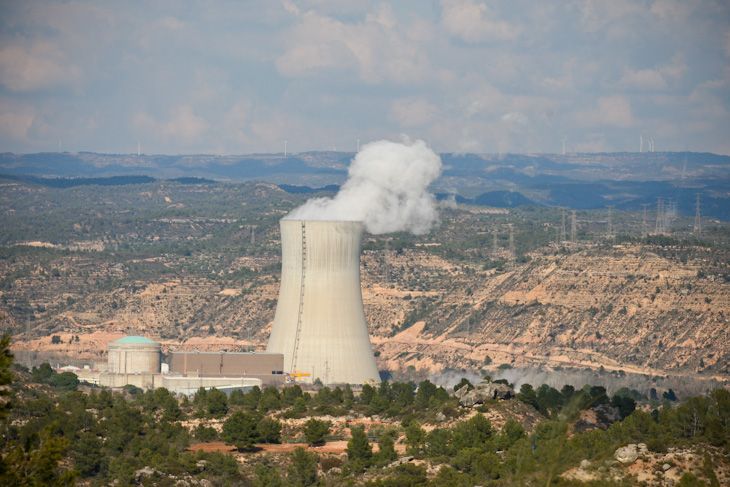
[168,351,285,385]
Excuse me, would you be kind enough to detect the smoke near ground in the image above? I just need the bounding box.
[285,138,442,235]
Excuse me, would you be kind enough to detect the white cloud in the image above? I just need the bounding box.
[0,97,36,142]
[440,0,521,43]
[276,4,431,84]
[0,41,82,92]
[650,0,696,21]
[501,112,528,125]
[577,0,647,40]
[1,1,729,155]
[576,95,634,128]
[572,134,609,153]
[618,68,668,90]
[134,106,209,147]
[162,106,208,143]
[389,98,439,127]
[158,16,185,30]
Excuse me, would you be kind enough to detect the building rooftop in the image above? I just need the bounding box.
[114,335,158,344]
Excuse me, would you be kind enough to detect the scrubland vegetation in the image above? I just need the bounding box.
[1,335,728,486]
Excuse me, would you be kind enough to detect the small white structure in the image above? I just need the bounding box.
[108,335,161,374]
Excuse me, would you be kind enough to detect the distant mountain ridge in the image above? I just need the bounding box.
[1,151,728,220]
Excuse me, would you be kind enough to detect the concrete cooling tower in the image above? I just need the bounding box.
[266,220,380,385]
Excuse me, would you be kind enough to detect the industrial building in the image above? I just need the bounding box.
[107,335,161,374]
[75,335,270,393]
[266,220,380,385]
[168,351,285,385]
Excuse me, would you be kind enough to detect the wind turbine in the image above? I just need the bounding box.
[561,137,567,155]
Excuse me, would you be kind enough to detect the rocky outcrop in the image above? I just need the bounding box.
[457,380,515,407]
[614,443,648,464]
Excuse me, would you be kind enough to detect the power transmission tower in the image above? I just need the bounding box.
[606,205,614,239]
[694,194,702,235]
[250,225,255,244]
[640,204,650,238]
[493,228,498,254]
[508,224,515,259]
[655,197,664,234]
[383,239,390,284]
[664,198,673,234]
[571,210,577,243]
[560,208,566,242]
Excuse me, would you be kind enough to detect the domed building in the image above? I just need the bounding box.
[108,335,161,374]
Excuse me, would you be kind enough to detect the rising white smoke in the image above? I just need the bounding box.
[285,137,442,235]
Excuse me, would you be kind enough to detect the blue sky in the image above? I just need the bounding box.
[1,0,729,155]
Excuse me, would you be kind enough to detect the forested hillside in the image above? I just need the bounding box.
[1,335,728,486]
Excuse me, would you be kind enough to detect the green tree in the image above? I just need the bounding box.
[50,372,79,392]
[375,433,398,465]
[282,384,303,406]
[452,413,492,451]
[346,427,373,468]
[194,424,219,442]
[244,385,263,410]
[677,472,708,487]
[260,386,281,411]
[72,432,104,477]
[0,334,13,420]
[498,419,525,449]
[222,411,260,450]
[254,463,283,487]
[360,383,376,405]
[517,383,539,409]
[31,362,55,383]
[303,418,330,445]
[404,420,426,455]
[258,417,283,444]
[206,388,228,418]
[3,424,79,487]
[287,447,319,487]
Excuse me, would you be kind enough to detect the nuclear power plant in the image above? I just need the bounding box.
[266,220,380,385]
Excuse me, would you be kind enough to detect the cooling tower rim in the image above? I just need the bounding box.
[280,218,364,224]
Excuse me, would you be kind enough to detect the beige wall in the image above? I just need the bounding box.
[168,352,284,384]
[108,343,161,374]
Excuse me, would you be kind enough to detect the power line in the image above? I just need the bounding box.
[694,193,702,235]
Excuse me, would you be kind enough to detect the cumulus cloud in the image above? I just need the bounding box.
[0,41,82,92]
[618,68,668,90]
[440,0,521,42]
[576,95,634,128]
[0,0,728,155]
[650,0,696,21]
[276,4,431,84]
[134,106,209,146]
[286,138,442,235]
[0,98,36,142]
[389,97,439,127]
[501,112,528,125]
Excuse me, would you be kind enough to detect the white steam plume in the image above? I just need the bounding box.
[285,137,442,235]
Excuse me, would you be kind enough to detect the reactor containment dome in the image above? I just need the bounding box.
[266,220,380,385]
[108,335,161,374]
